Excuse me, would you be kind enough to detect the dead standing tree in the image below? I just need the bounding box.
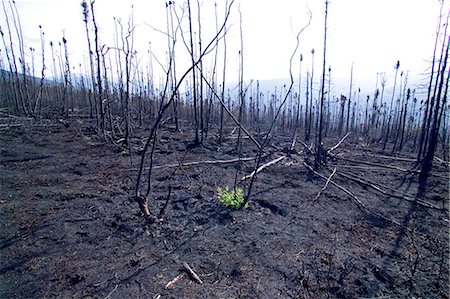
[10,0,29,115]
[314,0,329,170]
[382,60,400,151]
[345,63,353,134]
[218,1,229,145]
[244,11,312,205]
[81,1,96,119]
[418,34,449,194]
[33,25,45,116]
[90,0,105,131]
[134,0,235,218]
[417,1,446,161]
[296,54,303,128]
[61,36,72,116]
[166,1,180,131]
[1,0,27,114]
[122,13,137,157]
[187,0,200,146]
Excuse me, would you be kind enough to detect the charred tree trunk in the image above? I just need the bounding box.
[419,35,449,193]
[382,60,400,151]
[314,0,328,170]
[345,63,353,134]
[187,0,200,145]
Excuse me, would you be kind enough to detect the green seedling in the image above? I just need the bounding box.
[216,186,248,209]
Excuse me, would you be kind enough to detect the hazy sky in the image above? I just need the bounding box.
[2,0,447,97]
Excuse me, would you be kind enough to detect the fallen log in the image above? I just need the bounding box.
[327,132,350,154]
[165,273,184,289]
[127,156,259,171]
[182,262,203,284]
[332,168,441,210]
[329,155,417,173]
[303,162,410,231]
[241,156,286,182]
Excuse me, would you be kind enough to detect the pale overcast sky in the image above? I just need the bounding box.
[2,0,446,97]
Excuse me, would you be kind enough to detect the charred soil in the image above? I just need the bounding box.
[0,117,449,298]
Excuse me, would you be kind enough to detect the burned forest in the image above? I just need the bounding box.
[0,0,449,298]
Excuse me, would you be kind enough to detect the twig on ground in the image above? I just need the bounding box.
[300,141,313,155]
[241,156,286,182]
[314,167,337,201]
[332,168,441,210]
[303,162,410,231]
[329,165,403,171]
[434,156,450,166]
[329,155,417,173]
[290,133,297,151]
[128,156,258,171]
[327,132,350,154]
[104,285,118,299]
[182,262,203,284]
[158,186,172,219]
[368,153,416,162]
[165,273,185,289]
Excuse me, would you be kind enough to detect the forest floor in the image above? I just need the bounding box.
[0,116,449,298]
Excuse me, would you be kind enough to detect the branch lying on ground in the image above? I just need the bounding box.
[327,132,350,154]
[300,141,313,155]
[314,167,336,201]
[182,262,203,284]
[165,273,184,289]
[329,154,417,173]
[328,165,406,171]
[303,162,411,231]
[135,0,236,211]
[290,133,297,151]
[331,168,441,210]
[368,153,416,162]
[434,156,450,166]
[128,156,259,171]
[241,156,286,182]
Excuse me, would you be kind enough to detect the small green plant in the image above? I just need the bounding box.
[216,186,248,209]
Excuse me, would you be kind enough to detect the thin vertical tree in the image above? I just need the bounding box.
[345,63,353,133]
[218,1,228,145]
[10,0,29,114]
[0,24,18,112]
[81,0,96,119]
[296,54,303,128]
[61,36,72,115]
[308,48,315,139]
[382,60,400,151]
[422,14,449,160]
[314,0,328,170]
[392,72,409,153]
[197,0,205,143]
[235,7,244,153]
[377,72,387,140]
[325,66,331,136]
[305,70,310,140]
[187,0,200,145]
[419,35,449,193]
[1,0,26,114]
[397,88,411,151]
[166,1,180,131]
[417,1,446,162]
[90,0,104,130]
[34,25,45,115]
